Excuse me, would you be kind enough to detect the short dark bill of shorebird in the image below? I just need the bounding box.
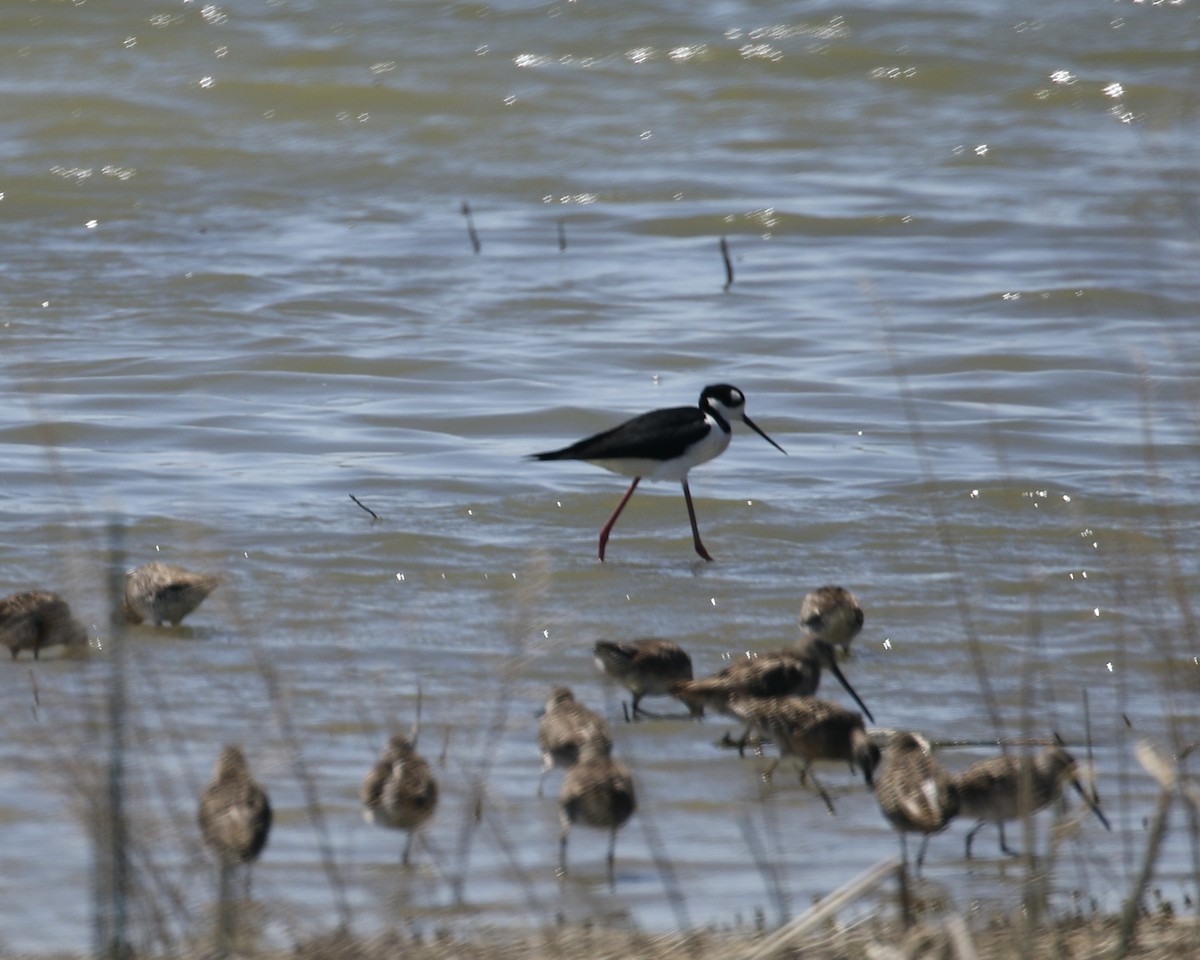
[530,384,785,562]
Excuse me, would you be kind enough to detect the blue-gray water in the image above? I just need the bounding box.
[1,0,1198,952]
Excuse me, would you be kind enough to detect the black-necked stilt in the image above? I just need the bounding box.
[530,384,786,562]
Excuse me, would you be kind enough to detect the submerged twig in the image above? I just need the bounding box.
[462,201,481,254]
[349,494,379,521]
[720,236,734,291]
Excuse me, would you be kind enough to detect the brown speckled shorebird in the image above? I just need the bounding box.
[670,634,874,746]
[0,590,88,660]
[198,745,271,946]
[875,731,959,871]
[732,695,879,813]
[119,561,221,626]
[361,734,439,865]
[198,745,273,868]
[537,686,610,797]
[593,638,698,720]
[558,733,636,886]
[955,745,1111,858]
[799,586,864,653]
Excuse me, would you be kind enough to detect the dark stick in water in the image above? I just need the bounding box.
[462,201,481,254]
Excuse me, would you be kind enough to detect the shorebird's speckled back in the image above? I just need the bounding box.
[120,561,221,626]
[558,733,636,884]
[875,731,959,870]
[537,686,610,796]
[955,745,1109,857]
[593,638,696,718]
[732,695,879,806]
[361,734,439,865]
[798,586,864,652]
[0,590,88,660]
[198,745,272,867]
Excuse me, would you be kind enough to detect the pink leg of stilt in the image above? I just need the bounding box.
[598,477,640,562]
[681,479,713,561]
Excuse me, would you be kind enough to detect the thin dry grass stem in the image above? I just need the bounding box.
[741,858,901,960]
[618,728,692,934]
[1133,358,1199,694]
[475,787,551,921]
[251,647,353,931]
[866,282,1007,746]
[449,553,551,905]
[92,517,134,960]
[1116,742,1179,959]
[737,810,789,930]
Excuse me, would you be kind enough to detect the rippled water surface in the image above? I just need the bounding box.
[1,0,1198,953]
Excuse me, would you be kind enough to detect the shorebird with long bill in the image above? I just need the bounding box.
[530,384,785,561]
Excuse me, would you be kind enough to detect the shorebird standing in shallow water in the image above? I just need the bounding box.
[0,590,88,660]
[955,744,1111,858]
[199,745,272,870]
[198,743,272,929]
[593,638,698,720]
[670,633,875,747]
[530,384,786,562]
[558,733,636,886]
[119,561,221,626]
[731,696,879,813]
[798,586,864,654]
[874,732,959,872]
[537,686,610,797]
[361,734,439,866]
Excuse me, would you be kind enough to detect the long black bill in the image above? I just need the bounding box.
[1071,777,1113,831]
[828,659,875,724]
[742,414,787,455]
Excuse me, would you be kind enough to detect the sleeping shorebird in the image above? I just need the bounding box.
[875,732,959,872]
[119,561,221,626]
[537,686,610,797]
[732,695,879,813]
[955,744,1111,858]
[798,586,864,653]
[558,733,636,886]
[670,633,874,744]
[530,384,786,562]
[0,590,88,660]
[198,745,271,949]
[198,746,272,884]
[361,734,439,866]
[593,638,698,720]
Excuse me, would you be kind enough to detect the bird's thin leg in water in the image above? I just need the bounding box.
[681,479,713,561]
[599,478,640,562]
